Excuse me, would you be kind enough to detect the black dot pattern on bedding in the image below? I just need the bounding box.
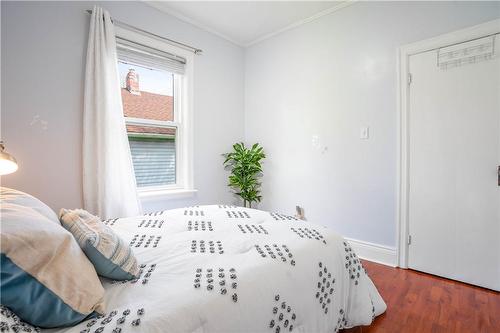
[315,262,335,314]
[0,306,41,333]
[334,309,348,332]
[188,220,214,231]
[290,227,327,244]
[144,210,165,216]
[184,209,205,217]
[268,295,296,332]
[102,218,118,226]
[193,267,238,301]
[112,263,157,285]
[218,205,237,209]
[99,309,118,326]
[190,240,224,254]
[138,219,164,228]
[370,299,376,321]
[254,244,295,266]
[130,234,162,248]
[269,213,299,221]
[79,306,144,333]
[343,241,362,286]
[225,210,251,219]
[237,224,268,234]
[86,319,97,327]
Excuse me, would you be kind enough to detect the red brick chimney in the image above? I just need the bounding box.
[126,69,140,95]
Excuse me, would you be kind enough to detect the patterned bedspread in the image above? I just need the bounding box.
[47,205,386,333]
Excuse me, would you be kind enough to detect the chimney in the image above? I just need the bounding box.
[126,69,140,95]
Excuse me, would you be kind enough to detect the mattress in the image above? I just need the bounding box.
[47,205,386,333]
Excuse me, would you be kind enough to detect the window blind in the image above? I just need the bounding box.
[116,37,186,74]
[129,137,176,187]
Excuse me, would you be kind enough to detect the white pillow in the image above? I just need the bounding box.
[0,187,58,223]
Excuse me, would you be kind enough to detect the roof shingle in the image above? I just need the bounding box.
[121,88,175,136]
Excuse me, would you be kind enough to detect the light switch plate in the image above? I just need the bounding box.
[360,126,370,139]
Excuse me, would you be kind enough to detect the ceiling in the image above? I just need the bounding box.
[145,1,350,47]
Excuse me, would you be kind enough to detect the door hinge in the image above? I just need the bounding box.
[407,73,412,85]
[408,235,412,245]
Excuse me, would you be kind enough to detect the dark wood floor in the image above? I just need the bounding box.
[343,260,500,333]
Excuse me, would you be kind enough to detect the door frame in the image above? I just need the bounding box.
[396,19,500,268]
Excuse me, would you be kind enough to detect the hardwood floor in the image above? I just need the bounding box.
[342,260,500,333]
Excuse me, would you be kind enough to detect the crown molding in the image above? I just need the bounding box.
[144,1,356,48]
[245,1,356,47]
[145,1,243,46]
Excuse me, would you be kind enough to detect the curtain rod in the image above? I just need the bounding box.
[85,9,203,55]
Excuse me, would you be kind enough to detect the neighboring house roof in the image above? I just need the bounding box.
[121,88,175,136]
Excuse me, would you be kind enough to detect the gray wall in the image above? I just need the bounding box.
[244,1,500,247]
[1,1,245,212]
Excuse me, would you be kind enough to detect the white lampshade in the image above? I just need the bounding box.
[0,142,18,175]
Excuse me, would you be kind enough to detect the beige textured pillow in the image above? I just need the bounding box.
[59,209,139,280]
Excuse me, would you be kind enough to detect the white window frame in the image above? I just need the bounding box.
[115,26,195,200]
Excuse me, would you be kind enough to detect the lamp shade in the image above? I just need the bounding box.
[0,142,18,175]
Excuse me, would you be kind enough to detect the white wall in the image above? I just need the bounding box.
[244,1,500,248]
[1,1,245,213]
[2,1,499,248]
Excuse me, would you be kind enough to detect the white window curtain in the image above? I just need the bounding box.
[83,6,142,218]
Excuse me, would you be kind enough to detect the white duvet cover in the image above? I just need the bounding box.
[49,205,386,333]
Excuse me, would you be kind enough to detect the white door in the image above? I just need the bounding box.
[408,34,500,291]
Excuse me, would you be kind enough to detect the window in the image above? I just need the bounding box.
[116,28,194,197]
[119,63,177,187]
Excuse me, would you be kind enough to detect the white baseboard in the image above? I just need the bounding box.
[344,237,397,267]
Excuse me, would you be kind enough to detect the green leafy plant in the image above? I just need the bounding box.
[223,142,266,208]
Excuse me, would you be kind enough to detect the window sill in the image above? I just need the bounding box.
[138,188,198,202]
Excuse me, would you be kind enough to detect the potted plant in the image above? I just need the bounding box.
[223,142,266,208]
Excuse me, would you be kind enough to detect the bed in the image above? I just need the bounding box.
[35,205,386,333]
